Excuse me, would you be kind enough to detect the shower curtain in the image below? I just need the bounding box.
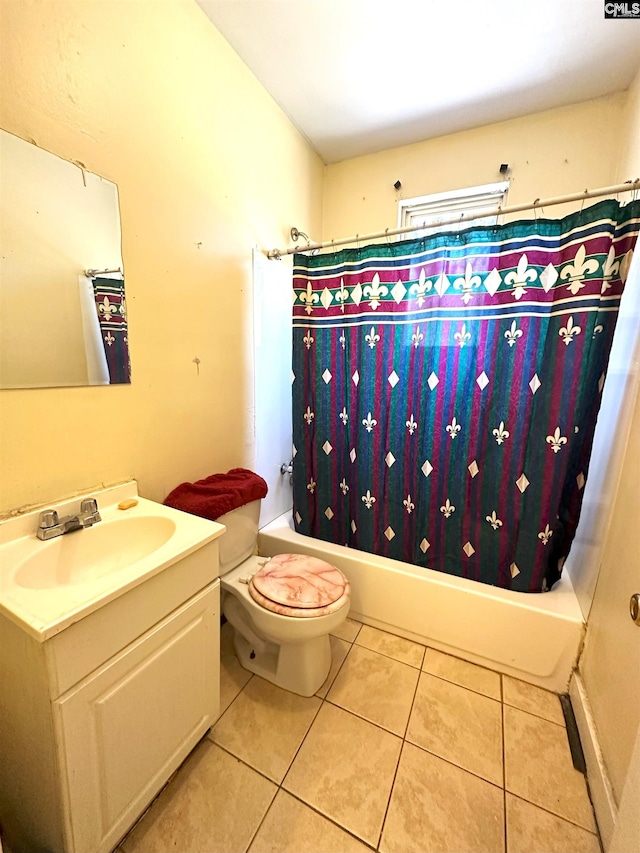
[291,199,640,592]
[92,276,131,384]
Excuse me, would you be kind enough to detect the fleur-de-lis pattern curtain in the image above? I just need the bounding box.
[292,199,640,592]
[92,276,131,384]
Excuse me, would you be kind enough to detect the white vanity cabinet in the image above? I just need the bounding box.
[0,533,222,853]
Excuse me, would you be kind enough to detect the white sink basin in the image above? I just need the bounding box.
[14,515,177,589]
[0,482,225,640]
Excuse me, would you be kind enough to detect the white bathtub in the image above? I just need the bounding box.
[258,511,585,694]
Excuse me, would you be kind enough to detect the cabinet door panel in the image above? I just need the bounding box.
[54,582,219,853]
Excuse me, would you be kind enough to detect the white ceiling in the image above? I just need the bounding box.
[196,0,640,164]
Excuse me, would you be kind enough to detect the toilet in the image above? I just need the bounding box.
[217,499,350,696]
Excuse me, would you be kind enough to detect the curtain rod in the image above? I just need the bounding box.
[85,267,122,277]
[267,179,640,259]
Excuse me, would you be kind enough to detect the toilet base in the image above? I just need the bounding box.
[220,560,349,697]
[232,628,331,697]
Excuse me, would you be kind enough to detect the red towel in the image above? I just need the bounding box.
[164,468,268,521]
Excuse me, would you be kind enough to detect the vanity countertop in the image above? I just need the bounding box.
[0,481,224,641]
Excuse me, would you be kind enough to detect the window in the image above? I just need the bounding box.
[398,181,510,238]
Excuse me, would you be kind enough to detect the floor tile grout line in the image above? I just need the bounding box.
[402,652,424,740]
[329,641,424,710]
[418,645,426,670]
[355,631,501,675]
[404,734,506,792]
[330,621,363,645]
[319,638,354,699]
[354,641,426,670]
[424,658,564,708]
[278,690,326,787]
[579,769,605,851]
[353,633,427,670]
[501,689,508,853]
[506,791,603,839]
[419,667,503,703]
[217,670,254,718]
[376,651,425,848]
[502,700,567,728]
[282,789,378,851]
[213,741,284,786]
[503,779,600,835]
[375,738,407,851]
[423,644,505,671]
[242,781,279,853]
[322,635,358,701]
[323,695,408,740]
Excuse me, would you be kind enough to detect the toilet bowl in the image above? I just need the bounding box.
[218,501,350,696]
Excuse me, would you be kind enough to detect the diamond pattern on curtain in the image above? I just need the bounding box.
[291,199,640,593]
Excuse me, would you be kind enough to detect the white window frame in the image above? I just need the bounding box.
[398,181,510,238]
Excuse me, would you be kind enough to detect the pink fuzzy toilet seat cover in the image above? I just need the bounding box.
[248,553,350,618]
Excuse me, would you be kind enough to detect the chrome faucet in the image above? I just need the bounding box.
[36,498,101,540]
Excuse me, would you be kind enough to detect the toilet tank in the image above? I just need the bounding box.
[217,499,261,575]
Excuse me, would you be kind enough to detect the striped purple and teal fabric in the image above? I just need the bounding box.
[92,276,131,384]
[291,199,640,592]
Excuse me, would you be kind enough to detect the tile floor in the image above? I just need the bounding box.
[118,618,601,853]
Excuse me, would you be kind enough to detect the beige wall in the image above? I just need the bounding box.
[616,62,640,181]
[322,96,625,240]
[0,0,323,513]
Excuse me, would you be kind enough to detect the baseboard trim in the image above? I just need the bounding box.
[570,671,617,850]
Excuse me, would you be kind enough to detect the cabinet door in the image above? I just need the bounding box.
[54,582,220,853]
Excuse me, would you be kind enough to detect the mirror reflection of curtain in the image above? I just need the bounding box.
[91,276,131,384]
[78,276,109,384]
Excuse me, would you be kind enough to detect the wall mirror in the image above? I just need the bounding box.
[0,128,130,388]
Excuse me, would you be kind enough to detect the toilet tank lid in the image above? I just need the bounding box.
[164,468,268,521]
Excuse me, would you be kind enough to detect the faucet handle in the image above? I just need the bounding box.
[79,497,101,525]
[38,509,59,530]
